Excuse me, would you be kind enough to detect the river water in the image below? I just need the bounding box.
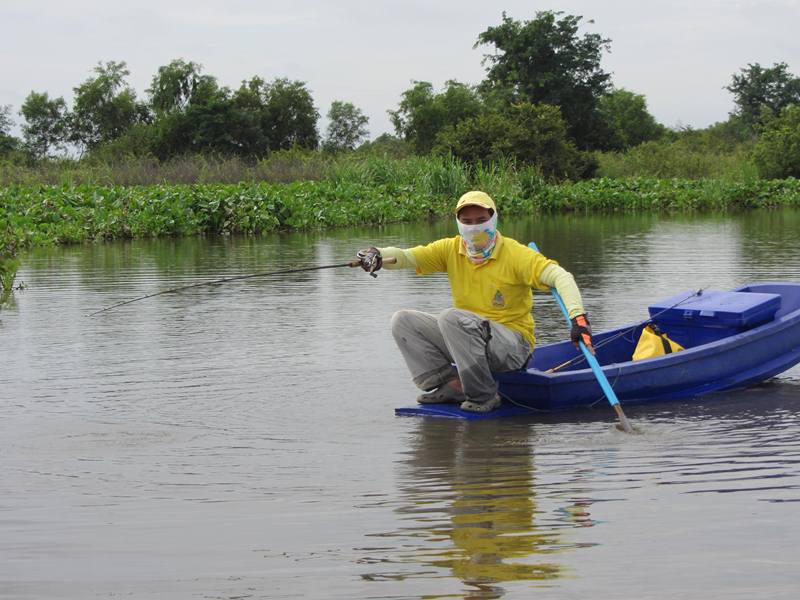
[2,210,800,599]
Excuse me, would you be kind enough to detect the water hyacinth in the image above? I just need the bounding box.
[1,177,799,262]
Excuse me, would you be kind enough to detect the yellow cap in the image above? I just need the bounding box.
[455,190,496,215]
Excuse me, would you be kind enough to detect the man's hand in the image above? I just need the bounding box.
[570,314,594,354]
[356,247,383,277]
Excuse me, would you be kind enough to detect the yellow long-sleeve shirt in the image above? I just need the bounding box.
[379,233,585,349]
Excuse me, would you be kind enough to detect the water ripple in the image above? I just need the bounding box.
[2,214,800,598]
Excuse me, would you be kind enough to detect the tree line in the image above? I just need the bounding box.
[1,11,799,179]
[0,60,369,160]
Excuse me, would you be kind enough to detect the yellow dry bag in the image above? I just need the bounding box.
[632,324,684,361]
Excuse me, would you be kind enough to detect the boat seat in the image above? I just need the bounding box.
[648,290,781,348]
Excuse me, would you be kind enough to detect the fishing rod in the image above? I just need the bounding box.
[87,256,395,317]
[545,288,705,374]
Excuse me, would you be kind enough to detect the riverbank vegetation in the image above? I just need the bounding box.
[2,10,800,300]
[3,173,799,245]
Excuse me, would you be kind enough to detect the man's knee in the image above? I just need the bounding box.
[437,308,478,332]
[391,309,421,338]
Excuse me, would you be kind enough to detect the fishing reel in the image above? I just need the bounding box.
[356,247,383,278]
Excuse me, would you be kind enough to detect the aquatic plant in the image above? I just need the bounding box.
[0,226,19,304]
[1,176,799,260]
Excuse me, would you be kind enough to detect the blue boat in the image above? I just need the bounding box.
[396,282,800,419]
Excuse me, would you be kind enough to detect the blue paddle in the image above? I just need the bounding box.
[529,242,635,434]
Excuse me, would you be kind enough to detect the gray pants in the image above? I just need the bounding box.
[390,308,531,403]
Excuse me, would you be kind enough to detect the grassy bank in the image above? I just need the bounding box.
[596,143,757,180]
[3,176,799,247]
[1,123,787,304]
[3,175,799,302]
[0,142,760,188]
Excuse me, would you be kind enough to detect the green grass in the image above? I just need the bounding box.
[5,149,797,307]
[596,139,758,181]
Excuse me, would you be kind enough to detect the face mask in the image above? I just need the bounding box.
[457,212,498,263]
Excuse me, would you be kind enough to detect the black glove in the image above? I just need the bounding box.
[570,314,594,353]
[356,247,383,277]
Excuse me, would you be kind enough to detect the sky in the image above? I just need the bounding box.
[2,0,800,139]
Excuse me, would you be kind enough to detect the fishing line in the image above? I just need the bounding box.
[87,260,362,317]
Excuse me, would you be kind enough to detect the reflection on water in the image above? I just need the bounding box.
[1,210,800,599]
[360,379,800,599]
[376,420,565,596]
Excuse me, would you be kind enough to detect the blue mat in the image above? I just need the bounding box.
[395,402,540,420]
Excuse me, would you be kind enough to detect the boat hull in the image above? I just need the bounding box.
[496,282,800,411]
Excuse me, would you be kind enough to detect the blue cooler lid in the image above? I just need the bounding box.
[649,290,781,329]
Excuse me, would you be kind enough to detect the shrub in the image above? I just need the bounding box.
[434,103,596,181]
[597,138,757,180]
[752,105,800,179]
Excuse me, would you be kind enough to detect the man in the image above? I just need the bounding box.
[358,190,592,413]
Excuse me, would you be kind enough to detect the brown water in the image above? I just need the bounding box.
[2,211,800,599]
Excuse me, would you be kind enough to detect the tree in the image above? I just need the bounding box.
[597,88,665,150]
[726,62,800,127]
[389,80,483,154]
[0,105,12,135]
[232,77,319,153]
[150,77,240,158]
[356,133,411,158]
[475,11,612,149]
[435,102,596,180]
[0,105,20,155]
[229,77,271,156]
[261,78,319,151]
[145,60,246,158]
[149,74,319,159]
[70,61,148,152]
[147,59,208,115]
[20,91,69,158]
[752,105,800,179]
[324,101,369,151]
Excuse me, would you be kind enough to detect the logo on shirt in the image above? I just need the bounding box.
[492,290,506,308]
